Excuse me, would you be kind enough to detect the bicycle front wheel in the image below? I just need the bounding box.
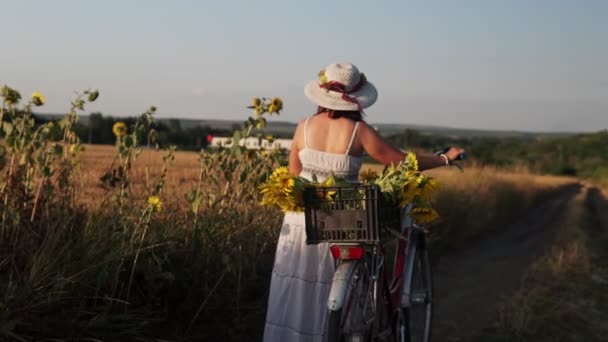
[327,259,385,342]
[397,236,433,342]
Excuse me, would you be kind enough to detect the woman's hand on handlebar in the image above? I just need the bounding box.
[433,146,467,172]
[443,147,467,162]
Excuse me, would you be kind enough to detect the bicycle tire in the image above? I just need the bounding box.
[327,259,385,342]
[397,233,433,342]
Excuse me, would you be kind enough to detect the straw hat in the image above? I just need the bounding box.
[304,62,378,111]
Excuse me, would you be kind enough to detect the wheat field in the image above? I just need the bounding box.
[1,139,580,341]
[77,144,574,205]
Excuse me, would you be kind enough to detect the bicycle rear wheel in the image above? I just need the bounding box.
[396,235,433,342]
[327,259,386,342]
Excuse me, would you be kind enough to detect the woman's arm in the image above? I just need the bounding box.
[358,122,463,171]
[288,121,304,176]
[413,151,452,170]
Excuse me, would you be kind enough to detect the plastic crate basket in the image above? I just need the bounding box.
[303,185,400,244]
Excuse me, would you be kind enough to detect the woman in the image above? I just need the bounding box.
[263,63,464,341]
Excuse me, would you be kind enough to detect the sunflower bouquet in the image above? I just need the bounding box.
[259,166,307,212]
[258,166,348,212]
[361,152,440,224]
[259,152,441,224]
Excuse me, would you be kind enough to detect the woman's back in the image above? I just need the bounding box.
[296,114,364,182]
[302,114,364,156]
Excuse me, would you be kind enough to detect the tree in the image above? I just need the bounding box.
[88,112,104,144]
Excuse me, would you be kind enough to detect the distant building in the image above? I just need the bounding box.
[210,136,292,150]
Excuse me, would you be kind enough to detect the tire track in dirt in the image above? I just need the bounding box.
[586,186,608,232]
[431,183,583,341]
[584,186,608,337]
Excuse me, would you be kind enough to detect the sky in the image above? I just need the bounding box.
[1,0,607,132]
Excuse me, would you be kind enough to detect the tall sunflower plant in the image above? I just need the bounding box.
[259,151,441,225]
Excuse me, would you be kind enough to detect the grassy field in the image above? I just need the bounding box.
[474,186,608,341]
[1,139,584,341]
[363,162,574,251]
[2,87,604,341]
[76,144,204,205]
[78,145,573,201]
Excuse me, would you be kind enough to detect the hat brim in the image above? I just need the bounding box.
[304,80,378,111]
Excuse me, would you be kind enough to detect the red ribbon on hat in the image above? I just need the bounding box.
[319,73,367,111]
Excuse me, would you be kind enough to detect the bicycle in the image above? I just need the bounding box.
[303,151,465,342]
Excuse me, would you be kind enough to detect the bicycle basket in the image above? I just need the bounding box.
[303,184,400,244]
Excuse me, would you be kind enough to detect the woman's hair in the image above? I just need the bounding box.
[315,106,364,122]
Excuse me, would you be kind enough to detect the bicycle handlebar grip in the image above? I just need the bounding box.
[435,148,467,162]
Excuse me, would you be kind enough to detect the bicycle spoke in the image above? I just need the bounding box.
[330,258,389,342]
[343,265,375,335]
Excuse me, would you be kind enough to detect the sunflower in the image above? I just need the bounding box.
[255,106,264,116]
[69,144,84,155]
[318,70,328,84]
[252,97,262,107]
[31,91,45,106]
[1,86,21,104]
[88,90,99,102]
[405,151,419,171]
[112,122,128,137]
[259,167,308,212]
[259,186,283,207]
[409,207,439,224]
[280,176,295,193]
[147,196,162,212]
[278,195,302,212]
[259,152,441,218]
[396,178,419,207]
[270,97,283,112]
[272,166,289,177]
[313,185,336,200]
[359,169,379,183]
[417,177,440,200]
[320,176,337,199]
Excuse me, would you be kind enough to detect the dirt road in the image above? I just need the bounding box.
[431,183,607,341]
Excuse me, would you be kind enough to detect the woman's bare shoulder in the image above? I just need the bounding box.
[357,120,376,134]
[294,116,311,131]
[292,116,314,138]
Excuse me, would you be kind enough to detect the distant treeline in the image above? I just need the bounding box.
[91,113,235,149]
[387,129,608,179]
[7,112,608,179]
[23,112,233,150]
[33,112,294,150]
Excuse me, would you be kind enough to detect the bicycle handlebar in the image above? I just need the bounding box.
[434,147,467,161]
[434,148,467,171]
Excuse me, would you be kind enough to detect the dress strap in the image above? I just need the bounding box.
[303,118,310,149]
[345,122,360,155]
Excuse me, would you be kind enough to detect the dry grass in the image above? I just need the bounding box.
[362,163,575,251]
[2,141,589,341]
[75,145,580,255]
[77,144,203,204]
[475,187,608,341]
[425,167,573,251]
[77,145,576,235]
[79,148,574,207]
[75,146,578,257]
[1,141,285,341]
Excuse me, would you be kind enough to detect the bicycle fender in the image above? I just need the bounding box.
[327,260,357,311]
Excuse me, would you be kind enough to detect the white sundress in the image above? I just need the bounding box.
[263,119,363,342]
